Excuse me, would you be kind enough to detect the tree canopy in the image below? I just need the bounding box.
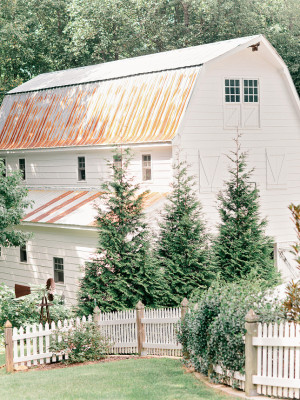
[0,0,299,104]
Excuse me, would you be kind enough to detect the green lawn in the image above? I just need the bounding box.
[0,355,238,400]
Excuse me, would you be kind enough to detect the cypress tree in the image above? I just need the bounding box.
[213,135,277,283]
[155,160,211,306]
[78,148,158,314]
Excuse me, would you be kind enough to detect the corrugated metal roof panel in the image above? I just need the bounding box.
[9,35,260,94]
[23,190,167,227]
[0,68,198,149]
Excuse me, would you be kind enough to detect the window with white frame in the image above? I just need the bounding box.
[225,79,259,103]
[78,156,86,181]
[19,158,26,180]
[142,155,151,181]
[54,257,64,283]
[20,245,27,263]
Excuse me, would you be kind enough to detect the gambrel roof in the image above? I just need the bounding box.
[0,34,298,150]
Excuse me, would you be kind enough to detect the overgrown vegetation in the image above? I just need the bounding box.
[0,0,299,104]
[213,135,278,284]
[78,148,162,313]
[0,283,72,339]
[154,159,211,306]
[178,280,284,375]
[50,321,109,364]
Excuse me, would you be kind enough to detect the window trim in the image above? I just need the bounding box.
[19,158,26,181]
[224,77,260,104]
[20,245,27,263]
[142,154,152,182]
[54,257,64,284]
[77,156,86,182]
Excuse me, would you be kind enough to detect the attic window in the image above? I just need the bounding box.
[225,79,240,103]
[244,79,259,102]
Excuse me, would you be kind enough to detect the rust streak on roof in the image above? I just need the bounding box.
[0,68,199,150]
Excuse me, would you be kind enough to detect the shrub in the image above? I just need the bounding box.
[50,321,110,364]
[0,283,73,338]
[178,280,284,376]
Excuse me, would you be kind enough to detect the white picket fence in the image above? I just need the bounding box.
[12,316,92,367]
[253,322,300,399]
[10,305,182,368]
[96,306,182,356]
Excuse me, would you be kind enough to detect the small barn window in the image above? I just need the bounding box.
[142,155,152,181]
[20,245,27,263]
[78,157,86,181]
[225,79,240,103]
[244,79,259,103]
[19,158,26,180]
[54,257,64,283]
[0,158,6,177]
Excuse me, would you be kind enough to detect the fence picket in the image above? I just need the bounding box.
[26,326,31,367]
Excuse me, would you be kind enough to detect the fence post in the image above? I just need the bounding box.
[245,309,259,397]
[5,320,13,373]
[136,301,146,356]
[93,306,101,326]
[181,298,189,321]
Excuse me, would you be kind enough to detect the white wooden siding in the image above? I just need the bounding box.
[175,42,300,249]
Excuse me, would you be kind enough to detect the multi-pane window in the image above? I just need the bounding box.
[54,257,64,283]
[20,245,27,263]
[19,159,26,180]
[142,155,152,181]
[225,79,240,103]
[0,158,6,177]
[225,79,259,103]
[244,79,259,103]
[78,157,86,181]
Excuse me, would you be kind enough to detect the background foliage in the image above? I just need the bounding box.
[0,0,299,104]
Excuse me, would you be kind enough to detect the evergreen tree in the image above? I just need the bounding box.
[155,160,211,306]
[78,148,159,314]
[213,134,277,283]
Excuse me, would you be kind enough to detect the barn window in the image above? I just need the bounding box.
[20,245,27,263]
[19,158,26,180]
[225,79,240,103]
[54,257,64,283]
[0,158,6,177]
[78,157,86,181]
[244,79,259,102]
[142,155,152,181]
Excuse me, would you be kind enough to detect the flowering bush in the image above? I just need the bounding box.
[50,322,110,364]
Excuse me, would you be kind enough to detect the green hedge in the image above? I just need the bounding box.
[178,280,284,375]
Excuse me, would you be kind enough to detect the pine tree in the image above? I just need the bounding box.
[78,148,159,314]
[213,134,277,283]
[154,160,211,306]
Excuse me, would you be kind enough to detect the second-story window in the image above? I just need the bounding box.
[78,156,86,181]
[0,158,6,177]
[19,158,26,180]
[20,245,27,263]
[142,155,152,181]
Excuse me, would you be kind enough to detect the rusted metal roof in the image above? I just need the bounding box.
[8,36,260,94]
[22,190,167,227]
[0,68,199,149]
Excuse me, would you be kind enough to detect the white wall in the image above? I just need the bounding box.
[0,226,98,304]
[174,42,300,271]
[0,145,172,193]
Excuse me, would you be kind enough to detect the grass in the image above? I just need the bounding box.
[0,356,239,400]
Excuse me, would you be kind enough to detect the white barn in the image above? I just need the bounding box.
[0,34,299,303]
